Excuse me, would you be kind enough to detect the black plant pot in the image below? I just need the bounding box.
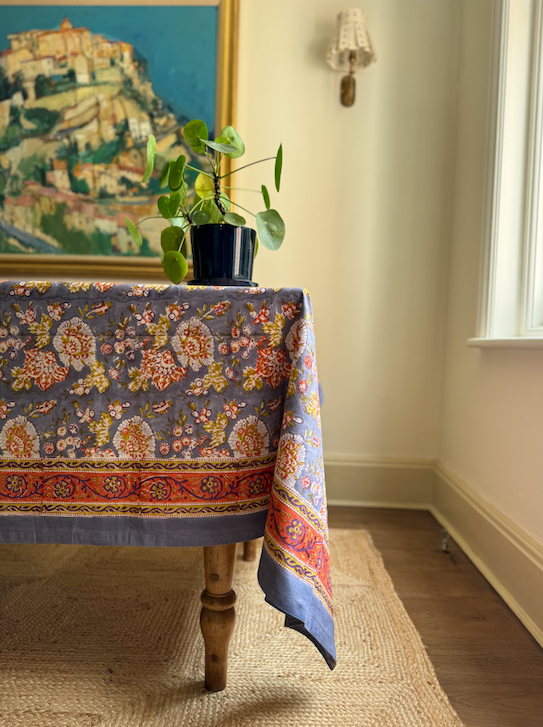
[188,224,257,286]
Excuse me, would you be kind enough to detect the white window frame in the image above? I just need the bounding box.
[469,0,543,348]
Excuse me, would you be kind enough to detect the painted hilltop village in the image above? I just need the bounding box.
[0,17,194,257]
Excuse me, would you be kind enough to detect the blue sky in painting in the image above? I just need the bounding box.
[0,5,217,129]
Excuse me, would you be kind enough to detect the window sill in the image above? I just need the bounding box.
[467,337,543,349]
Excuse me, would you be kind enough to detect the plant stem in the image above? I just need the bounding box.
[191,197,206,212]
[185,164,214,178]
[228,201,256,218]
[214,173,227,215]
[135,215,163,226]
[220,186,262,192]
[180,209,193,225]
[219,157,276,179]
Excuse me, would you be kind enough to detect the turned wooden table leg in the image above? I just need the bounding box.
[200,543,237,691]
[242,539,259,562]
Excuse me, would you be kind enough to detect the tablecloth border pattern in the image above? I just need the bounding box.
[0,454,275,518]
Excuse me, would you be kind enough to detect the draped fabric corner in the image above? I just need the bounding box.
[0,281,335,668]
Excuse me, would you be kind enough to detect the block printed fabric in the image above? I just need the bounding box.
[0,281,335,668]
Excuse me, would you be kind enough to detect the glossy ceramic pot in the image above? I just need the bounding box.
[188,223,257,286]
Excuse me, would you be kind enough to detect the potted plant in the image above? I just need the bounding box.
[126,120,285,285]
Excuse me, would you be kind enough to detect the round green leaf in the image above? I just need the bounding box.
[169,192,180,217]
[183,119,208,154]
[220,125,245,159]
[161,225,184,252]
[224,212,246,227]
[195,173,215,199]
[192,210,211,225]
[169,154,186,191]
[274,143,283,192]
[125,217,142,247]
[261,184,271,210]
[256,209,285,251]
[177,181,188,206]
[160,161,171,189]
[157,196,171,219]
[202,139,238,154]
[215,136,230,145]
[162,250,188,284]
[142,134,156,184]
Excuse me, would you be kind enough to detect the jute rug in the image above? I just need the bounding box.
[0,528,463,727]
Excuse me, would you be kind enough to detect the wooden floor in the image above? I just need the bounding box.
[328,506,543,727]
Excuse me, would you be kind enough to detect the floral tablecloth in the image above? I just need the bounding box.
[0,280,335,668]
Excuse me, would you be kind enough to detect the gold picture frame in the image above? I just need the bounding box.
[0,0,239,282]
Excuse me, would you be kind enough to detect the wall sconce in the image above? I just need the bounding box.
[326,8,377,107]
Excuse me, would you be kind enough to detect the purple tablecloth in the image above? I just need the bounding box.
[0,280,335,668]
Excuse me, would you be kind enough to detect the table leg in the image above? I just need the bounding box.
[200,543,237,691]
[242,539,259,562]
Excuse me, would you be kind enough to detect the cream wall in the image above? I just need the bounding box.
[237,0,459,459]
[237,0,543,635]
[440,0,543,546]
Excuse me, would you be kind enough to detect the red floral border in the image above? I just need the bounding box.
[0,456,275,517]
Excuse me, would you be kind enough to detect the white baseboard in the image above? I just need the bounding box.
[324,455,434,509]
[431,463,543,648]
[323,455,543,648]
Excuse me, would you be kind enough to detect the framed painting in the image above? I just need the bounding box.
[0,0,239,281]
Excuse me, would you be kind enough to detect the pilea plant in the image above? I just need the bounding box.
[126,120,284,284]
